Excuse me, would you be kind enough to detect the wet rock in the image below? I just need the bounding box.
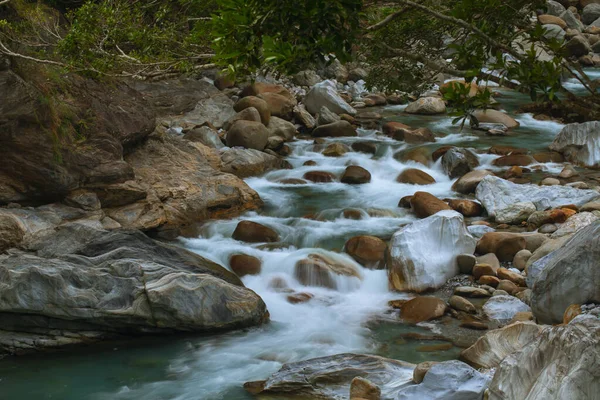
[495,201,536,224]
[396,360,490,400]
[244,353,414,399]
[345,235,387,269]
[404,128,436,144]
[449,295,476,314]
[397,169,436,185]
[395,147,431,166]
[352,141,378,154]
[473,109,519,129]
[303,171,336,183]
[341,166,372,184]
[388,210,477,292]
[229,254,262,277]
[305,80,356,115]
[323,142,351,157]
[476,232,527,262]
[457,254,477,274]
[492,154,535,167]
[405,97,446,115]
[488,316,600,400]
[350,377,381,400]
[400,296,447,323]
[484,295,531,323]
[294,253,362,289]
[529,221,600,324]
[460,322,544,369]
[410,191,453,218]
[447,199,483,218]
[452,170,495,194]
[0,224,268,354]
[442,148,479,178]
[478,275,500,287]
[225,120,269,151]
[313,120,358,137]
[549,121,600,167]
[532,151,564,163]
[383,121,412,137]
[475,175,600,218]
[413,361,439,384]
[527,209,568,227]
[232,220,279,243]
[286,292,314,304]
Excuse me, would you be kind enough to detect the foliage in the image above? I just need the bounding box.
[442,81,493,130]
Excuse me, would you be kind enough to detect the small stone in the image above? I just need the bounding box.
[497,267,526,287]
[513,249,532,271]
[541,177,560,186]
[457,254,477,274]
[478,275,500,287]
[473,263,497,279]
[559,165,578,179]
[449,295,476,313]
[563,304,582,324]
[497,280,519,295]
[454,286,491,298]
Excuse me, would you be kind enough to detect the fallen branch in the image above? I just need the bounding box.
[366,8,408,32]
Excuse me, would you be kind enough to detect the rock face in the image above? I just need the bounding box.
[388,210,477,292]
[0,224,268,355]
[549,121,600,167]
[475,176,599,217]
[244,353,415,399]
[304,80,357,115]
[405,97,446,115]
[488,316,600,400]
[396,360,491,400]
[529,221,600,324]
[460,322,544,369]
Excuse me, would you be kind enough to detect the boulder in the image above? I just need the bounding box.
[472,109,519,129]
[352,141,378,154]
[397,169,436,185]
[304,80,357,115]
[293,104,316,130]
[224,107,262,131]
[0,224,268,354]
[232,220,279,243]
[383,121,412,138]
[303,171,336,183]
[447,199,483,218]
[313,121,358,137]
[345,235,387,269]
[488,316,600,400]
[234,96,271,125]
[404,128,436,144]
[405,97,446,115]
[550,211,598,238]
[267,116,298,141]
[293,70,321,87]
[492,154,535,167]
[410,191,453,218]
[220,148,289,178]
[513,249,532,271]
[172,92,236,129]
[294,253,362,289]
[476,232,527,262]
[323,142,351,157]
[442,148,480,178]
[388,210,477,292]
[226,120,269,151]
[460,322,544,369]
[484,295,531,323]
[258,92,297,120]
[542,23,566,40]
[546,0,566,16]
[549,121,600,167]
[229,254,262,277]
[396,361,490,400]
[475,176,599,218]
[413,361,439,384]
[566,35,592,57]
[341,166,372,184]
[582,3,600,24]
[183,126,224,149]
[324,59,349,83]
[538,14,567,28]
[400,296,447,323]
[452,170,495,194]
[529,221,600,324]
[457,254,477,274]
[317,105,341,125]
[495,202,536,224]
[244,353,414,399]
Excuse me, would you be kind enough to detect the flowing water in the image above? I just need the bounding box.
[0,83,576,400]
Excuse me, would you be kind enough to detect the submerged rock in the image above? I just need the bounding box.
[488,316,600,400]
[388,210,477,292]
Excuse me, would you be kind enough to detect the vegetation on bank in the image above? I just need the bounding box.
[1,0,599,121]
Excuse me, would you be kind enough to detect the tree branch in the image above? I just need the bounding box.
[0,0,10,6]
[366,8,408,32]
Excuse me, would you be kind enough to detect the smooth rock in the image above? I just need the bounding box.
[410,191,453,218]
[294,253,362,289]
[304,80,357,115]
[452,170,495,194]
[345,235,387,269]
[484,295,531,323]
[232,221,279,243]
[341,166,372,184]
[457,254,477,274]
[397,169,436,185]
[513,250,532,271]
[549,121,600,167]
[449,295,476,313]
[400,296,447,323]
[495,202,536,224]
[442,148,480,179]
[313,120,358,137]
[226,120,269,151]
[405,97,446,115]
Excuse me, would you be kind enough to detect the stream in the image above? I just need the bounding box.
[0,82,580,399]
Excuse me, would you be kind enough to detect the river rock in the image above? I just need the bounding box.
[452,170,495,194]
[257,92,297,121]
[220,148,289,178]
[341,166,372,184]
[183,126,224,149]
[244,353,414,399]
[492,154,535,167]
[317,105,341,125]
[549,121,600,167]
[405,97,446,115]
[399,296,447,323]
[483,295,531,323]
[293,70,321,87]
[383,121,411,138]
[232,220,279,243]
[447,199,484,217]
[313,120,358,137]
[460,322,544,369]
[345,235,386,269]
[538,14,567,29]
[476,232,526,262]
[267,116,298,141]
[475,176,600,218]
[449,295,476,313]
[472,109,519,129]
[583,3,600,24]
[294,253,362,289]
[442,148,479,178]
[352,141,377,154]
[397,169,436,185]
[403,128,436,144]
[410,191,453,218]
[457,254,477,274]
[323,142,351,157]
[229,254,262,277]
[529,221,600,324]
[513,249,532,271]
[350,377,381,400]
[303,171,336,183]
[293,104,316,130]
[225,120,269,151]
[497,268,526,287]
[0,224,268,354]
[234,96,271,125]
[224,107,262,131]
[551,211,598,238]
[546,0,566,16]
[495,201,536,224]
[388,210,477,292]
[305,80,357,115]
[488,315,600,400]
[396,360,490,400]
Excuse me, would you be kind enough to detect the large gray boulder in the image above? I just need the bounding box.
[388,210,477,292]
[488,315,600,400]
[304,80,356,115]
[549,121,600,167]
[0,224,268,355]
[396,360,491,400]
[582,3,600,25]
[529,221,600,324]
[244,353,414,399]
[475,176,600,217]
